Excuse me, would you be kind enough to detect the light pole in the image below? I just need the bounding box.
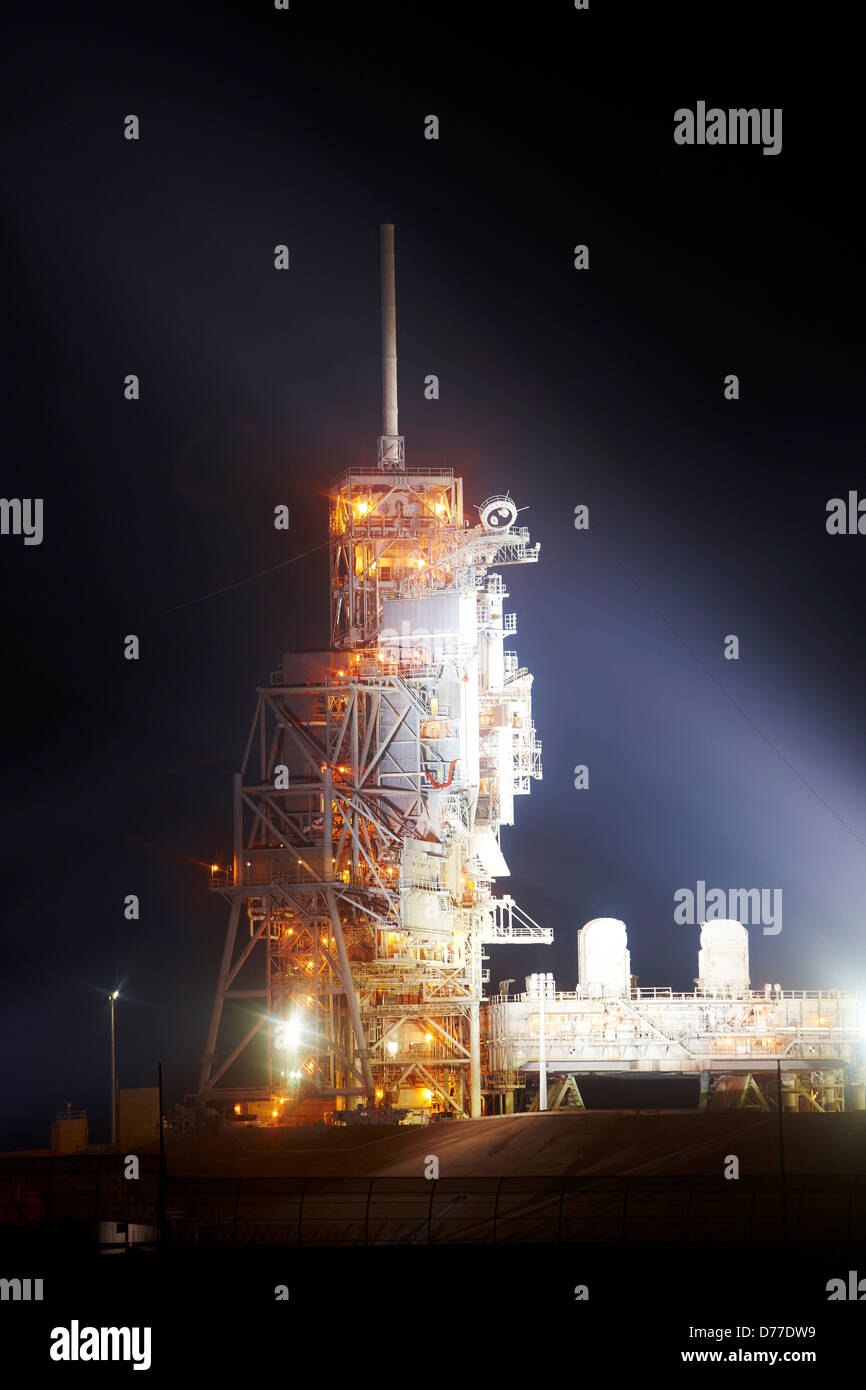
[539,980,548,1112]
[109,990,119,1146]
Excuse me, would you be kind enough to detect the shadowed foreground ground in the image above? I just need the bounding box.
[137,1110,866,1178]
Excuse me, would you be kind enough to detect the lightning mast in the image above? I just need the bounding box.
[198,226,550,1119]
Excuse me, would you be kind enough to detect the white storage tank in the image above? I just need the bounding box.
[698,918,749,994]
[578,918,631,997]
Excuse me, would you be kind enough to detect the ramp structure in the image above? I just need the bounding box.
[488,920,866,1111]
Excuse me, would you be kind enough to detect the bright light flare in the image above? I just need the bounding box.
[274,1017,303,1050]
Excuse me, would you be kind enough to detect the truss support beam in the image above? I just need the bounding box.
[198,899,242,1094]
[324,886,375,1100]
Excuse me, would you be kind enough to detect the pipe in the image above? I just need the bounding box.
[380,223,398,439]
[424,759,457,789]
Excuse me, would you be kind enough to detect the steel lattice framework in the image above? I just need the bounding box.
[197,226,550,1118]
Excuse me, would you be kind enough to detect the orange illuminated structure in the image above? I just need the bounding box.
[197,227,549,1119]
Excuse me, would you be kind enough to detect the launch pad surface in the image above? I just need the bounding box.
[138,1109,866,1178]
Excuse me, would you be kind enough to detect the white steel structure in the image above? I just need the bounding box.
[198,225,550,1118]
[489,920,866,1111]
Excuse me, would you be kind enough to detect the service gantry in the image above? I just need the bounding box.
[198,225,551,1118]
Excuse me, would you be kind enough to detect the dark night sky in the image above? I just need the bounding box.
[2,3,863,1147]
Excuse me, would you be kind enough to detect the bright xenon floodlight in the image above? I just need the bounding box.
[274,1018,303,1050]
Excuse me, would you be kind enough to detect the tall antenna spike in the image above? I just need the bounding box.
[378,223,405,470]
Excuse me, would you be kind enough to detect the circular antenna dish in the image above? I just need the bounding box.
[479,495,518,532]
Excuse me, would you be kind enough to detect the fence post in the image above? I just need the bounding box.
[45,1155,54,1226]
[94,1154,103,1245]
[493,1176,504,1244]
[233,1176,242,1245]
[795,1182,805,1240]
[365,1178,374,1246]
[158,1061,166,1246]
[557,1176,567,1243]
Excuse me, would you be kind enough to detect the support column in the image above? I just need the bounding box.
[698,1070,711,1109]
[469,925,482,1117]
[232,772,242,886]
[198,899,242,1094]
[323,767,333,880]
[324,886,375,1100]
[469,1001,482,1118]
[350,695,359,879]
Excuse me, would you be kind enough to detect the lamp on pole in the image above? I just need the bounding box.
[109,990,119,1146]
[539,979,548,1112]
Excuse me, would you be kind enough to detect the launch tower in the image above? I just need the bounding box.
[198,226,550,1118]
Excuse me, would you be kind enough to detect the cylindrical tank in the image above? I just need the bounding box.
[578,918,631,996]
[698,919,749,994]
[781,1078,798,1111]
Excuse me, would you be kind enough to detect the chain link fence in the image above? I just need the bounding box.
[2,1158,865,1246]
